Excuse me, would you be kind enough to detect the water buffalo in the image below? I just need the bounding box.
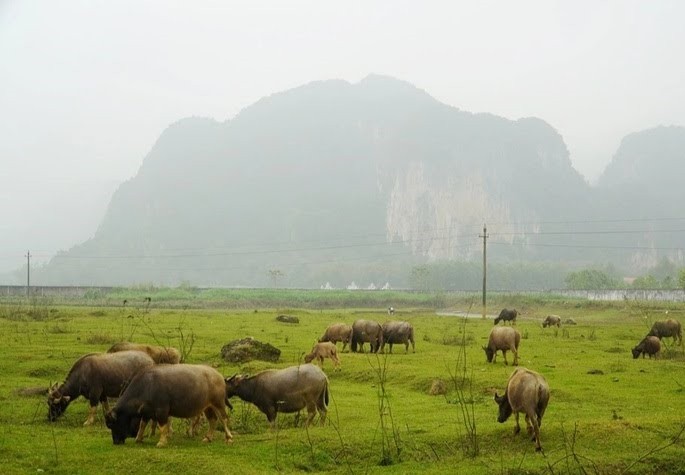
[107,342,181,364]
[483,326,520,366]
[304,341,341,370]
[105,364,232,447]
[225,364,329,428]
[381,321,415,353]
[318,323,353,352]
[494,308,518,325]
[632,336,661,359]
[542,315,561,328]
[350,319,384,353]
[647,319,682,345]
[48,351,155,425]
[494,367,550,451]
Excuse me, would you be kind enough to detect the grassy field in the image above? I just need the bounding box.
[1,293,684,474]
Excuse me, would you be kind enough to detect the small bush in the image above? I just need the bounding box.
[86,333,116,345]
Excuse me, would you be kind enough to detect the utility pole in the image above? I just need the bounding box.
[479,225,488,319]
[25,250,31,298]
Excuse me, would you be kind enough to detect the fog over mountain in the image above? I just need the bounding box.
[17,76,682,288]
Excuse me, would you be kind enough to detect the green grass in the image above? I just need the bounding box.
[0,296,684,474]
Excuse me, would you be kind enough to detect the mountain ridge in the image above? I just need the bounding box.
[34,76,685,287]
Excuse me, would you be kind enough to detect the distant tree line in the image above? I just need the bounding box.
[408,257,685,291]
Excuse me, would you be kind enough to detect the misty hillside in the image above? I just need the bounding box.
[35,76,684,287]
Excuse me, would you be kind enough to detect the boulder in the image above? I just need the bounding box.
[221,337,281,363]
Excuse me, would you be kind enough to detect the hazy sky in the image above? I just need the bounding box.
[1,0,683,272]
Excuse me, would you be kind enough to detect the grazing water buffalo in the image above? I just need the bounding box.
[647,319,682,345]
[48,351,155,425]
[304,342,341,370]
[494,367,550,452]
[381,321,415,353]
[105,364,232,447]
[542,315,562,328]
[318,323,353,352]
[351,319,384,353]
[494,308,518,325]
[225,364,329,428]
[107,342,181,364]
[632,336,661,359]
[483,326,520,366]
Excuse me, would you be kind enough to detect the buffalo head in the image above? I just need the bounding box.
[47,384,71,422]
[224,374,248,399]
[482,345,495,363]
[494,392,512,423]
[105,410,141,445]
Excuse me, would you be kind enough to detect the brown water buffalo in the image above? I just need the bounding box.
[494,367,550,451]
[632,336,661,359]
[107,342,181,364]
[304,342,341,370]
[105,364,232,447]
[350,319,383,353]
[494,308,518,325]
[483,326,520,366]
[225,364,329,428]
[318,323,353,352]
[647,319,682,345]
[48,351,155,425]
[381,321,415,353]
[542,315,561,328]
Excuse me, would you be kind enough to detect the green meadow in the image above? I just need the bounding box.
[0,292,684,474]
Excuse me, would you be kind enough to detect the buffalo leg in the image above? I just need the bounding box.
[84,403,98,426]
[136,420,149,443]
[211,407,233,444]
[318,404,327,426]
[513,412,521,435]
[304,403,317,427]
[202,409,217,443]
[502,350,509,366]
[156,423,171,448]
[513,349,519,366]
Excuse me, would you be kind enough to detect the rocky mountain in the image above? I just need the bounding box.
[35,76,684,287]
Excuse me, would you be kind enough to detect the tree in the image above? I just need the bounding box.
[631,274,659,289]
[564,269,620,290]
[268,269,285,288]
[409,265,430,291]
[678,268,685,289]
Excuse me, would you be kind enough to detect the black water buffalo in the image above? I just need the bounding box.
[107,342,181,364]
[632,336,661,359]
[318,323,353,352]
[48,351,155,425]
[381,321,415,353]
[225,364,329,428]
[105,364,232,447]
[494,308,518,325]
[483,326,521,366]
[494,367,550,452]
[647,319,682,345]
[350,319,384,353]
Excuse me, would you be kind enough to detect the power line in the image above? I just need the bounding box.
[489,241,685,251]
[8,216,685,257]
